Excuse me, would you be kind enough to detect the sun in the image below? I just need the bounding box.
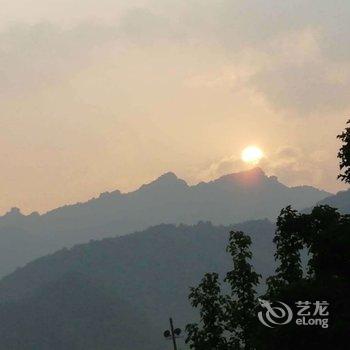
[241,146,264,164]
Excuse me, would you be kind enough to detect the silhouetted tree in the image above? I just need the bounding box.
[266,206,303,297]
[186,231,260,350]
[256,205,350,350]
[224,231,260,349]
[337,119,350,183]
[186,273,228,350]
[256,119,350,348]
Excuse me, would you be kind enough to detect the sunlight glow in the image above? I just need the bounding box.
[241,146,264,164]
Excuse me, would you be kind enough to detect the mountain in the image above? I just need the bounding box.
[0,221,275,350]
[301,188,350,215]
[0,168,329,277]
[314,189,350,213]
[0,226,56,278]
[0,272,160,350]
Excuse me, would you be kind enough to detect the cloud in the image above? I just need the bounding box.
[201,146,336,190]
[200,156,246,180]
[118,7,185,44]
[112,1,350,116]
[260,147,328,187]
[247,29,350,115]
[0,21,121,96]
[2,1,350,116]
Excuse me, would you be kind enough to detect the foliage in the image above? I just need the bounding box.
[337,119,350,183]
[187,206,350,349]
[224,232,261,349]
[258,205,350,349]
[186,231,260,350]
[186,273,228,350]
[266,206,304,297]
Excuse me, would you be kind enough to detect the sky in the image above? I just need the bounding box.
[1,0,349,214]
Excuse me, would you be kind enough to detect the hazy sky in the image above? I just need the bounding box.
[1,0,350,214]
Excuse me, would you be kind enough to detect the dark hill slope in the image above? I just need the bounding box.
[0,220,275,347]
[0,273,160,350]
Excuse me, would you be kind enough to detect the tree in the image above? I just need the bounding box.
[186,231,260,350]
[224,231,261,349]
[266,206,304,297]
[337,119,350,183]
[186,273,228,350]
[257,205,350,350]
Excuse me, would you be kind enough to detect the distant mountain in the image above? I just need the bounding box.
[0,221,275,350]
[314,189,350,213]
[0,168,329,277]
[0,226,56,278]
[0,272,160,350]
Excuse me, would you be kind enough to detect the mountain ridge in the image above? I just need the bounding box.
[0,168,331,278]
[1,167,330,218]
[306,188,350,214]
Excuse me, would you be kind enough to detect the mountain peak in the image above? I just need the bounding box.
[139,172,188,191]
[242,167,265,177]
[156,171,179,182]
[5,207,23,217]
[214,167,267,184]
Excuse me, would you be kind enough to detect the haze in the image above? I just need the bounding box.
[1,0,349,214]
